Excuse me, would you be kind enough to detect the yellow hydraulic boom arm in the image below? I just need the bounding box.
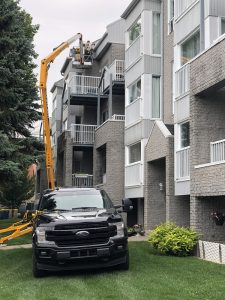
[39,33,83,190]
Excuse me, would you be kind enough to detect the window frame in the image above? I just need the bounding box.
[152,11,162,55]
[127,77,142,105]
[128,142,142,164]
[179,121,190,149]
[151,75,161,119]
[128,16,141,46]
[180,30,200,66]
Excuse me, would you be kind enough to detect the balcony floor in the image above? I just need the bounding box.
[103,81,125,95]
[70,94,108,106]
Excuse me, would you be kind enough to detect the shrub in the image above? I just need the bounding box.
[148,222,198,257]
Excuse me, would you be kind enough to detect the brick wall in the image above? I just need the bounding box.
[94,120,125,205]
[144,123,190,229]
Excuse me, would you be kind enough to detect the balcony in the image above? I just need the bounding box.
[125,98,142,127]
[72,174,93,187]
[175,63,190,99]
[70,124,97,145]
[176,147,190,179]
[69,75,102,96]
[125,162,143,187]
[211,139,225,163]
[111,114,125,121]
[175,0,197,19]
[125,36,141,69]
[104,60,125,89]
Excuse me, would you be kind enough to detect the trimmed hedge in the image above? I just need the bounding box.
[148,223,198,257]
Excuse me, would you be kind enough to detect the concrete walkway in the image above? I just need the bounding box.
[0,244,32,250]
[128,235,148,241]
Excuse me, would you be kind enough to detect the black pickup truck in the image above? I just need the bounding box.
[32,187,132,277]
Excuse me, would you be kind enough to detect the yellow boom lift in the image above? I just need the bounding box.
[0,34,84,245]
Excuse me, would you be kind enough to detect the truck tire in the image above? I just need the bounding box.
[119,251,129,271]
[33,254,45,278]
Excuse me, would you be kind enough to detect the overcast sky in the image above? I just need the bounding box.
[19,0,131,114]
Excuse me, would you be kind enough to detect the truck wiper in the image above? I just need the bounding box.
[72,207,99,211]
[50,209,72,212]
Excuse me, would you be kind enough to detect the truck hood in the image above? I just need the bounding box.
[37,208,122,225]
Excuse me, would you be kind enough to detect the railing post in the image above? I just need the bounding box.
[109,73,113,119]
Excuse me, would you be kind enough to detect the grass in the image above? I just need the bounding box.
[1,242,225,300]
[0,218,32,246]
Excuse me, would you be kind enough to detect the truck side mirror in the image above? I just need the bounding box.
[122,198,133,212]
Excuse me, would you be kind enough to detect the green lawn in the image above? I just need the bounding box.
[0,218,32,246]
[1,242,225,300]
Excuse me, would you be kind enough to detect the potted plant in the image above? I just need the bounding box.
[133,224,145,236]
[211,212,225,226]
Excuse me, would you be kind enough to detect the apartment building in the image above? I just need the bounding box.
[51,19,126,205]
[48,0,225,241]
[119,0,225,240]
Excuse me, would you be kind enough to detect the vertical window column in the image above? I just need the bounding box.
[152,76,161,118]
[152,12,161,55]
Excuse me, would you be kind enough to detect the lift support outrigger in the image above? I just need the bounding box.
[0,33,84,245]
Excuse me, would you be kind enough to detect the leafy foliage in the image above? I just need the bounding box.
[148,222,198,257]
[0,0,43,204]
[0,171,34,208]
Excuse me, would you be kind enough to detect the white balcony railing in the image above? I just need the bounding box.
[104,60,125,89]
[175,0,197,19]
[111,114,125,121]
[125,163,143,187]
[69,75,102,95]
[125,36,141,69]
[176,146,190,179]
[210,139,225,163]
[72,174,93,188]
[71,124,97,144]
[175,63,190,99]
[125,98,142,127]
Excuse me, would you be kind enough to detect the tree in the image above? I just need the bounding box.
[0,0,43,204]
[0,171,35,208]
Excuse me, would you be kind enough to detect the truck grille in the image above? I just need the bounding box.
[46,222,117,247]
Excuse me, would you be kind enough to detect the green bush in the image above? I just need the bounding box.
[148,222,198,257]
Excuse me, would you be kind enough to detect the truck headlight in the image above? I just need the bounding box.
[35,227,55,245]
[109,222,125,238]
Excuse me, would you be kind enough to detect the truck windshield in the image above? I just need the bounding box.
[39,190,114,211]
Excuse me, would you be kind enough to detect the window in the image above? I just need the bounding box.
[129,17,141,45]
[152,76,161,118]
[181,31,200,65]
[129,142,141,164]
[128,78,141,104]
[221,19,225,35]
[180,122,190,148]
[152,12,161,54]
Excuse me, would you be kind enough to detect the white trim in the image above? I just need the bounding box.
[175,178,190,182]
[156,121,173,138]
[195,160,225,169]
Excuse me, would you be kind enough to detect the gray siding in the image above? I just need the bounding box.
[208,0,225,17]
[174,1,200,44]
[125,120,154,145]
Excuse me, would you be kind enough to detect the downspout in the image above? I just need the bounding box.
[200,0,205,52]
[97,67,108,126]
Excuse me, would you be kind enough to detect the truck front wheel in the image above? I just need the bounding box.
[119,251,129,271]
[33,254,46,278]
